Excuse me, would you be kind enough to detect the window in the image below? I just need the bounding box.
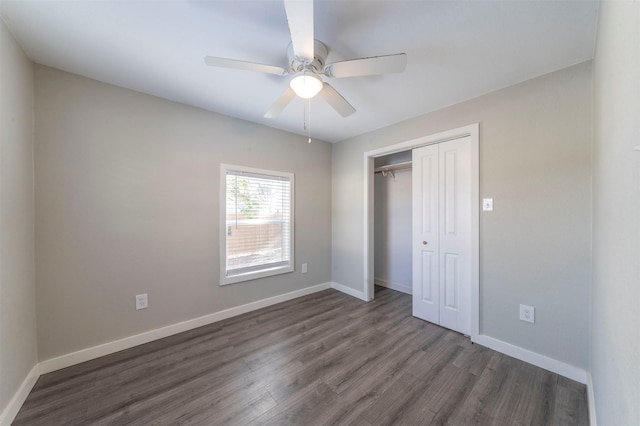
[220,164,294,285]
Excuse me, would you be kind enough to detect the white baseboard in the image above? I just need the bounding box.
[472,334,587,384]
[39,282,331,374]
[374,278,412,295]
[587,372,597,426]
[0,364,40,426]
[331,281,368,301]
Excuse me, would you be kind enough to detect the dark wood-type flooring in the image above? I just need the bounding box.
[13,287,588,425]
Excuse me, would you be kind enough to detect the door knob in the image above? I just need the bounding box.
[422,241,428,245]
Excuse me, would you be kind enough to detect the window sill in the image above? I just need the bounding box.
[220,264,294,286]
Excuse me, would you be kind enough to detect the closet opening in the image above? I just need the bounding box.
[373,150,413,297]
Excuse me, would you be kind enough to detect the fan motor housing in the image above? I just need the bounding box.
[287,39,328,73]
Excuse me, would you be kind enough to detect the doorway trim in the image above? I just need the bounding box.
[363,123,480,339]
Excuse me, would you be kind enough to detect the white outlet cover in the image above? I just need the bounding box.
[482,198,494,211]
[136,293,148,310]
[519,304,535,323]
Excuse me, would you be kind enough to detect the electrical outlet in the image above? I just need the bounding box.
[136,293,148,310]
[302,263,308,274]
[519,304,534,323]
[482,198,494,211]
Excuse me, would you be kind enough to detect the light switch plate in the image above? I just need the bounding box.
[482,198,494,211]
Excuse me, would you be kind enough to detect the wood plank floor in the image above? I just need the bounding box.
[13,287,588,425]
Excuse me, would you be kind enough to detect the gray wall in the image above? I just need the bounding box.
[592,1,640,424]
[34,66,332,361]
[0,20,37,415]
[332,62,592,370]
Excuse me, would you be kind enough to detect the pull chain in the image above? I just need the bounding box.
[303,98,312,144]
[307,99,312,143]
[303,100,307,133]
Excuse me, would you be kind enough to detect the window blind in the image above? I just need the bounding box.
[225,169,292,278]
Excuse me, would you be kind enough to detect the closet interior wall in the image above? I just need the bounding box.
[373,151,413,295]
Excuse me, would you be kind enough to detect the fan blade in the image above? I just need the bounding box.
[284,0,314,61]
[264,87,297,118]
[324,53,407,78]
[204,56,287,76]
[319,83,355,117]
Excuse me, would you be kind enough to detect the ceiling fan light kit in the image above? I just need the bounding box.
[204,0,407,121]
[289,71,323,99]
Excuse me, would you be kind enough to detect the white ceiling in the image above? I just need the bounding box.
[0,0,598,143]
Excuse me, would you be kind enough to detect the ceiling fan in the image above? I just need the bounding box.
[204,0,407,118]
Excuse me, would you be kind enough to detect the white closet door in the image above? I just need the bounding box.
[437,137,471,335]
[412,137,472,335]
[412,144,439,324]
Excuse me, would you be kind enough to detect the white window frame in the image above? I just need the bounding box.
[220,163,294,285]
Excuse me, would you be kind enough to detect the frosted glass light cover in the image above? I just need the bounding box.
[290,72,323,99]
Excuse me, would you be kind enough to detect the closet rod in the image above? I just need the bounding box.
[374,161,412,175]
